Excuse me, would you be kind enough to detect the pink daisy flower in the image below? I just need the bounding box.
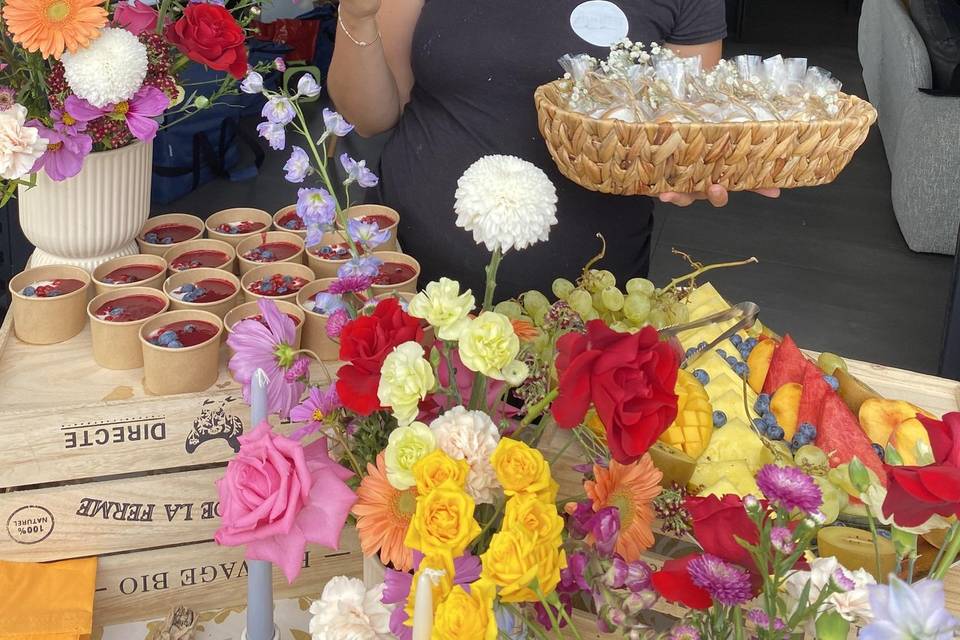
[288,385,341,440]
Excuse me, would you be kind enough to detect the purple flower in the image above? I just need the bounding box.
[49,108,85,135]
[323,108,354,137]
[325,308,350,339]
[240,71,264,94]
[257,121,286,150]
[311,292,348,316]
[262,96,295,125]
[67,86,169,141]
[289,385,341,440]
[603,556,629,589]
[296,187,336,229]
[274,56,287,72]
[687,554,753,607]
[283,356,310,382]
[770,526,796,555]
[346,217,390,250]
[494,605,527,640]
[328,274,374,295]
[832,568,856,592]
[587,506,620,557]
[0,87,15,111]
[560,551,591,593]
[566,500,594,539]
[340,152,379,188]
[669,625,700,640]
[297,73,321,98]
[534,594,572,631]
[625,560,654,593]
[756,465,823,514]
[27,122,92,182]
[226,299,306,419]
[861,577,959,640]
[283,146,311,183]
[337,256,383,280]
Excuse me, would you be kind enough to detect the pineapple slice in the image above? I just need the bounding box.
[660,370,713,458]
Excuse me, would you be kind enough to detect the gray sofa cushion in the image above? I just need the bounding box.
[910,0,960,91]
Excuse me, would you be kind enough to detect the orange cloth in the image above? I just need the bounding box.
[0,557,96,640]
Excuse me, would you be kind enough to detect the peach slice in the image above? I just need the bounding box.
[771,382,802,440]
[890,417,933,466]
[859,398,930,448]
[747,338,777,394]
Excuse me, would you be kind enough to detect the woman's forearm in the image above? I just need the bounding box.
[327,14,403,137]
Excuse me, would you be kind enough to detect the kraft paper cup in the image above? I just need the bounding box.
[163,238,237,275]
[342,204,400,252]
[88,287,169,369]
[272,204,307,239]
[163,268,241,319]
[240,262,316,304]
[9,265,91,345]
[305,231,355,279]
[370,251,420,296]
[140,310,223,395]
[225,300,305,349]
[137,213,204,256]
[206,207,274,247]
[297,278,339,361]
[236,231,305,276]
[92,254,167,296]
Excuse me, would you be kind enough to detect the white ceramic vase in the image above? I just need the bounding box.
[17,141,153,272]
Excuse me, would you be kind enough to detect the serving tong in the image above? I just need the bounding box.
[660,301,761,369]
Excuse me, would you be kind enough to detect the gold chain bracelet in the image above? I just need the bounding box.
[338,12,382,47]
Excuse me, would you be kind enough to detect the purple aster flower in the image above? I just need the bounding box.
[283,146,311,183]
[289,385,341,440]
[262,95,295,125]
[274,56,286,72]
[296,187,336,229]
[346,217,390,250]
[240,71,264,94]
[227,299,306,419]
[756,464,822,514]
[311,291,348,315]
[323,108,354,137]
[257,121,286,150]
[340,152,379,188]
[27,122,92,182]
[669,625,700,640]
[0,86,15,111]
[328,274,374,295]
[687,554,753,607]
[325,308,350,339]
[297,73,321,98]
[747,608,769,627]
[587,506,620,557]
[337,255,383,280]
[861,577,959,640]
[770,526,795,555]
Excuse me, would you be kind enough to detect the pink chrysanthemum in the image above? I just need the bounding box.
[756,465,823,514]
[687,554,752,607]
[770,526,795,555]
[326,308,350,339]
[327,274,374,295]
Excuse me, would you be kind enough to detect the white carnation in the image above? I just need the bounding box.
[0,105,47,180]
[309,576,391,640]
[429,406,501,504]
[454,155,558,253]
[785,556,875,632]
[62,28,148,108]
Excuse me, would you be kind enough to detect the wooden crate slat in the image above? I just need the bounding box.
[93,533,362,628]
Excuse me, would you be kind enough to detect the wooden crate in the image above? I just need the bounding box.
[0,311,360,628]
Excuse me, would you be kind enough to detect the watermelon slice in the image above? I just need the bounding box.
[762,335,807,394]
[797,361,831,427]
[816,392,887,485]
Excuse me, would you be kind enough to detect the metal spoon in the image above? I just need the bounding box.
[660,301,761,369]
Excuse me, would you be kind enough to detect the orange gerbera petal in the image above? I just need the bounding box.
[584,455,663,562]
[2,0,107,59]
[511,319,540,342]
[352,453,417,572]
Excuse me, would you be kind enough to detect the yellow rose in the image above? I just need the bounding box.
[385,421,437,490]
[413,449,470,495]
[405,480,481,564]
[480,529,567,603]
[408,278,476,341]
[457,312,519,380]
[431,580,497,640]
[502,493,564,544]
[490,438,554,500]
[377,341,436,426]
[404,554,453,628]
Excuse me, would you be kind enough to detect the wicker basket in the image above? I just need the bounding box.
[534,80,878,196]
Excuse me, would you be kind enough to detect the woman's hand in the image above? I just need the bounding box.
[339,0,381,21]
[658,185,781,207]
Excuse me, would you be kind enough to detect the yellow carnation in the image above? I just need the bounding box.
[405,480,481,565]
[408,278,475,341]
[502,493,564,544]
[377,341,436,426]
[413,449,470,495]
[457,312,519,380]
[480,529,567,602]
[490,438,555,500]
[431,580,497,640]
[385,421,437,490]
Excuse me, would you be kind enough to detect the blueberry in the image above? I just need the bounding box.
[692,369,710,385]
[277,286,288,294]
[872,443,885,461]
[739,344,753,358]
[755,394,771,414]
[184,324,196,333]
[753,418,768,434]
[762,413,778,428]
[22,286,35,296]
[726,356,739,367]
[717,348,728,358]
[713,410,727,427]
[697,341,708,351]
[733,362,749,377]
[168,340,184,348]
[262,282,275,292]
[798,422,817,440]
[161,236,173,244]
[48,290,61,297]
[283,275,293,282]
[730,334,742,347]
[823,375,839,392]
[685,347,698,359]
[285,220,297,229]
[145,232,159,243]
[158,330,177,345]
[745,337,758,349]
[261,250,274,259]
[103,277,115,284]
[767,425,785,440]
[181,283,196,292]
[109,308,124,317]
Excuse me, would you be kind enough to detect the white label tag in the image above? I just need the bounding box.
[570,0,630,47]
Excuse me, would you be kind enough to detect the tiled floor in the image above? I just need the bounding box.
[158,0,954,374]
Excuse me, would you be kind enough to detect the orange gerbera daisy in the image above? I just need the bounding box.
[3,0,107,60]
[585,455,663,562]
[352,453,416,572]
[511,318,540,342]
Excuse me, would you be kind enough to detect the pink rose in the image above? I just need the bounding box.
[214,422,357,582]
[114,0,160,36]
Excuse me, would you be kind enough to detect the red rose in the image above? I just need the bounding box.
[551,321,679,464]
[650,554,712,610]
[165,4,248,79]
[687,494,760,572]
[335,298,423,416]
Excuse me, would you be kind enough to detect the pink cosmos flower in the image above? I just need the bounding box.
[113,0,160,35]
[227,298,306,419]
[27,121,92,182]
[289,385,341,440]
[66,85,169,142]
[49,108,86,135]
[214,422,356,582]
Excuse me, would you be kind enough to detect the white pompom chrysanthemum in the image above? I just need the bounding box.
[62,28,148,108]
[454,155,558,253]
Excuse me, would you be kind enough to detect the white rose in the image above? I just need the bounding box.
[0,105,47,180]
[377,341,436,426]
[309,576,391,640]
[430,406,501,504]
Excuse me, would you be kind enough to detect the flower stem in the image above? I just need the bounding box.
[518,389,560,431]
[863,505,885,581]
[482,247,503,311]
[291,348,335,385]
[662,256,759,294]
[330,423,363,477]
[532,586,565,639]
[931,521,960,580]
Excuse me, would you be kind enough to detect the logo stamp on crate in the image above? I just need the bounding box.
[5,505,55,544]
[185,398,244,454]
[62,415,167,450]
